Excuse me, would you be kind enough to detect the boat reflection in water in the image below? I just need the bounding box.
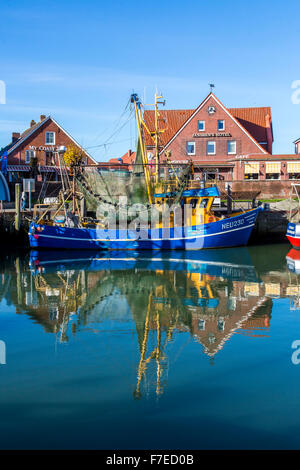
[24,247,276,398]
[286,248,300,310]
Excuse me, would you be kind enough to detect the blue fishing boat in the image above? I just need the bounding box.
[28,94,262,251]
[29,184,262,250]
[29,203,261,250]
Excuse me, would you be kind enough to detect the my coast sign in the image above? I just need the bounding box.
[29,145,60,152]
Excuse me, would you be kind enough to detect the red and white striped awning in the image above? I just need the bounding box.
[7,165,30,172]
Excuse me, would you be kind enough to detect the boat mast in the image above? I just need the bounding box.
[57,147,70,227]
[153,93,165,184]
[131,93,153,205]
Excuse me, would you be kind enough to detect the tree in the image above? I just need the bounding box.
[64,145,85,167]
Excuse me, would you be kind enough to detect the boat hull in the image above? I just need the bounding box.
[29,207,261,251]
[287,223,300,249]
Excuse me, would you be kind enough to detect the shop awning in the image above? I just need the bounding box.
[266,162,281,173]
[40,166,60,173]
[244,162,259,174]
[7,165,30,172]
[287,162,300,173]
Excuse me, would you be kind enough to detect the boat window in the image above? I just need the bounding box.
[190,198,198,209]
[199,198,209,208]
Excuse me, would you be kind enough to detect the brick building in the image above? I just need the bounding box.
[141,92,300,198]
[1,115,96,183]
[295,137,300,155]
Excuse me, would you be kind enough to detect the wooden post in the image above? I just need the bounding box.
[80,197,86,219]
[16,257,22,305]
[227,183,232,215]
[15,183,21,231]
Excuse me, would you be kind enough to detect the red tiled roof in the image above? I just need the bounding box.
[107,151,136,170]
[228,107,272,143]
[19,116,49,140]
[121,150,136,164]
[143,109,194,148]
[143,106,272,149]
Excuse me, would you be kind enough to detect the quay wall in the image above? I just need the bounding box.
[0,212,30,248]
[216,180,297,200]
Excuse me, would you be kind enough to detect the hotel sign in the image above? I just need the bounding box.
[192,132,232,138]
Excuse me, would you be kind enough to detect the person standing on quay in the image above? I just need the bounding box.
[21,191,27,211]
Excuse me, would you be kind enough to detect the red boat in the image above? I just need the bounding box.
[286,248,300,273]
[286,223,300,249]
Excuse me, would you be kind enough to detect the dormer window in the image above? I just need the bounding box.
[45,131,55,145]
[218,120,225,131]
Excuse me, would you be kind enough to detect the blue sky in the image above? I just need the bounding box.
[0,0,300,161]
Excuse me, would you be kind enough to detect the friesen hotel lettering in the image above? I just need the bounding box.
[192,132,232,138]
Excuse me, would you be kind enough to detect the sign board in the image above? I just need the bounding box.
[212,197,221,206]
[192,132,232,138]
[23,178,35,193]
[44,197,58,204]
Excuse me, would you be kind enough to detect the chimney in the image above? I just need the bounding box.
[128,149,132,158]
[265,113,273,154]
[30,120,36,128]
[40,114,46,121]
[12,132,20,143]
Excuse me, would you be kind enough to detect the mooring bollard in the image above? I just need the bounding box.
[15,183,21,231]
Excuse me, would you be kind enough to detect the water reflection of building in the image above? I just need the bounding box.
[2,250,300,397]
[162,271,272,358]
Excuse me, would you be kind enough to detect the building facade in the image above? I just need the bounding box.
[142,92,300,198]
[1,115,96,183]
[295,138,300,154]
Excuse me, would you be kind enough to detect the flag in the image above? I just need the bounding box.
[1,151,8,175]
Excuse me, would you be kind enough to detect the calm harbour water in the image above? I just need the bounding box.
[1,243,300,449]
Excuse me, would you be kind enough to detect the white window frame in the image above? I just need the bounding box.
[206,141,216,155]
[218,120,225,131]
[45,131,55,145]
[227,140,237,155]
[25,149,35,164]
[198,120,205,132]
[186,141,195,155]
